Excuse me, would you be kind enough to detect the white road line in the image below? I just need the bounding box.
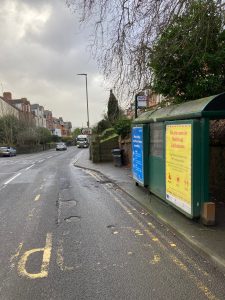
[38,159,45,163]
[47,156,52,159]
[4,173,22,185]
[25,164,35,170]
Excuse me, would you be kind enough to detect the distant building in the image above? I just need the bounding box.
[1,92,73,136]
[31,104,47,128]
[52,128,62,137]
[147,91,164,108]
[0,94,19,118]
[3,92,31,113]
[44,110,54,132]
[62,120,72,137]
[2,92,34,124]
[52,117,62,136]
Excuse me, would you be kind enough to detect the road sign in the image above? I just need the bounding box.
[81,128,92,135]
[137,95,147,108]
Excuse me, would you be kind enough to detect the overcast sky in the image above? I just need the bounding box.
[0,0,109,128]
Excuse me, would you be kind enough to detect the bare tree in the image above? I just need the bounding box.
[66,0,225,103]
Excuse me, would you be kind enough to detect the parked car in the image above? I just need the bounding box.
[0,146,17,157]
[56,142,67,151]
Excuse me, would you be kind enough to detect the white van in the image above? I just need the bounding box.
[76,135,89,148]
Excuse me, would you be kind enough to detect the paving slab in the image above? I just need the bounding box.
[74,149,225,272]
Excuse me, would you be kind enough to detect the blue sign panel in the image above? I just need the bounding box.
[132,127,144,184]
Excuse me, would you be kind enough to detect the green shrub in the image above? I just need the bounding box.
[114,118,131,138]
[100,128,115,139]
[97,119,111,133]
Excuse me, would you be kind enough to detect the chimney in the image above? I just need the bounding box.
[3,92,12,101]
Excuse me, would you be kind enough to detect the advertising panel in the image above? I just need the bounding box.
[166,124,192,215]
[132,127,144,184]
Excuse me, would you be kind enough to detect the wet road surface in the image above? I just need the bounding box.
[0,148,225,299]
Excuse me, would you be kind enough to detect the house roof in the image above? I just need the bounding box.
[0,96,20,112]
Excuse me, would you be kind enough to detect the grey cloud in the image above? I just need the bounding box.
[0,0,109,128]
[24,0,86,53]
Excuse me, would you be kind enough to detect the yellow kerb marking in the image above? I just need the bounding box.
[18,233,52,279]
[34,194,40,201]
[100,187,218,300]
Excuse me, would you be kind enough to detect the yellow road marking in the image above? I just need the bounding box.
[18,233,52,279]
[28,208,36,220]
[97,181,218,300]
[56,239,73,272]
[10,242,23,268]
[34,194,40,201]
[152,237,159,242]
[150,254,161,265]
[86,170,216,299]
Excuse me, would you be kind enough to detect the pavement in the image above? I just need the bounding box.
[75,149,225,272]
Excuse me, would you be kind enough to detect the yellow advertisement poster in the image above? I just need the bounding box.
[166,124,192,214]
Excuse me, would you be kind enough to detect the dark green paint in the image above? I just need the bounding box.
[132,92,225,218]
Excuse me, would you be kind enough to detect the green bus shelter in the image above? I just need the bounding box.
[132,92,225,218]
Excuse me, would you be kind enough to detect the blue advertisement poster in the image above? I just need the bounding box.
[132,127,144,184]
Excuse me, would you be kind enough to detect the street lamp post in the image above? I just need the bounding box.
[77,73,90,128]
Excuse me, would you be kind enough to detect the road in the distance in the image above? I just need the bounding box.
[0,147,225,300]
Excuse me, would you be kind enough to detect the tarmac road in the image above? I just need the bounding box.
[0,147,225,299]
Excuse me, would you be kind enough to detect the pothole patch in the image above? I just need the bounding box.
[64,216,81,223]
[107,225,116,228]
[61,199,77,205]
